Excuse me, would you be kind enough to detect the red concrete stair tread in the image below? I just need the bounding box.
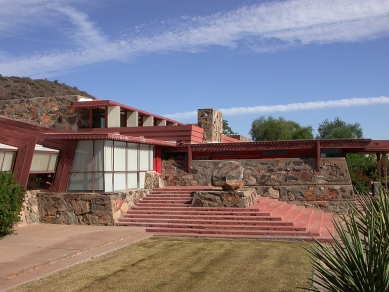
[150,232,332,242]
[135,203,191,207]
[280,205,305,222]
[121,214,283,221]
[306,211,324,235]
[124,209,271,216]
[267,203,296,217]
[130,206,262,212]
[145,227,312,236]
[117,222,307,231]
[116,218,294,226]
[293,208,315,228]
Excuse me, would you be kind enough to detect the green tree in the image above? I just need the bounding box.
[0,172,26,237]
[316,117,363,139]
[249,116,313,141]
[346,154,377,193]
[222,120,237,135]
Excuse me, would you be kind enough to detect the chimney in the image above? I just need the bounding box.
[197,109,223,143]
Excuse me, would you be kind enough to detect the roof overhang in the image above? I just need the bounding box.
[46,132,176,146]
[72,100,184,126]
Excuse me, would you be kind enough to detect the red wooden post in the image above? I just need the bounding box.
[187,145,192,174]
[376,153,382,181]
[316,140,321,173]
[154,146,162,173]
[383,152,387,191]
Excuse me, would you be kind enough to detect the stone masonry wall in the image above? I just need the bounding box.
[198,109,223,143]
[18,190,40,226]
[0,95,89,132]
[36,190,148,225]
[162,158,354,214]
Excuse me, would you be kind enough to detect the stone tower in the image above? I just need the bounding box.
[197,108,223,143]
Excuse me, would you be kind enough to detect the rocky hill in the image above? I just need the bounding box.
[0,75,95,100]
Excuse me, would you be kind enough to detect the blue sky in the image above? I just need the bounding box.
[1,0,389,139]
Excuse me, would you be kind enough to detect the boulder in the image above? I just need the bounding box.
[191,188,257,208]
[211,161,244,191]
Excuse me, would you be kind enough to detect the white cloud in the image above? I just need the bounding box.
[0,0,388,76]
[164,96,389,119]
[52,5,108,47]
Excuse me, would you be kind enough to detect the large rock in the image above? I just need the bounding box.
[211,161,244,191]
[191,188,257,208]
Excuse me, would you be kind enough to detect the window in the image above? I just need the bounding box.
[68,140,154,192]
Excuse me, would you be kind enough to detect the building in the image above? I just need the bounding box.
[0,95,388,225]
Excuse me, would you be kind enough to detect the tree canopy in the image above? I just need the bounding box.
[249,116,314,141]
[222,120,237,136]
[316,117,363,139]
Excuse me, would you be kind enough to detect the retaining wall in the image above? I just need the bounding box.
[162,158,354,213]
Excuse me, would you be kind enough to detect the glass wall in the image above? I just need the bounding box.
[68,140,154,192]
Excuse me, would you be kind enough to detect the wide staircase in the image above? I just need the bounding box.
[116,187,335,242]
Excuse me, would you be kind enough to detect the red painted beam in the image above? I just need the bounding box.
[41,140,77,192]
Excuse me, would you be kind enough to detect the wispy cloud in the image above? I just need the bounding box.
[0,0,388,77]
[164,96,389,119]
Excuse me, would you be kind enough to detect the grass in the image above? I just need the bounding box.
[11,237,313,292]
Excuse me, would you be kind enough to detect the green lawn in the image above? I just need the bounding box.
[12,237,314,292]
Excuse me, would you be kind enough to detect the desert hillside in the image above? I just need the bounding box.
[0,75,95,100]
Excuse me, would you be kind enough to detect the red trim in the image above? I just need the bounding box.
[154,146,162,173]
[46,133,176,146]
[78,124,204,144]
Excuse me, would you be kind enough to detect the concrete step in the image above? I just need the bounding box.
[124,209,270,216]
[143,194,193,200]
[116,218,294,226]
[121,213,283,221]
[130,206,262,212]
[115,187,335,242]
[117,222,307,231]
[148,232,333,242]
[145,227,313,237]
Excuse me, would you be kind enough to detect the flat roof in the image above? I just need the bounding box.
[72,100,185,126]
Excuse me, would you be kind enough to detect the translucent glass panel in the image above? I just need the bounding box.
[114,142,127,171]
[71,141,93,171]
[139,144,150,171]
[127,172,138,189]
[114,172,127,190]
[104,173,113,192]
[67,173,93,191]
[139,172,146,189]
[127,143,138,171]
[47,154,58,171]
[94,140,104,171]
[94,172,104,191]
[30,153,50,172]
[104,140,113,171]
[0,151,15,171]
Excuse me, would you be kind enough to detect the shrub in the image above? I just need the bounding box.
[0,172,26,237]
[306,189,389,291]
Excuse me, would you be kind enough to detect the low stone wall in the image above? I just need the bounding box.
[33,190,148,226]
[162,158,354,214]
